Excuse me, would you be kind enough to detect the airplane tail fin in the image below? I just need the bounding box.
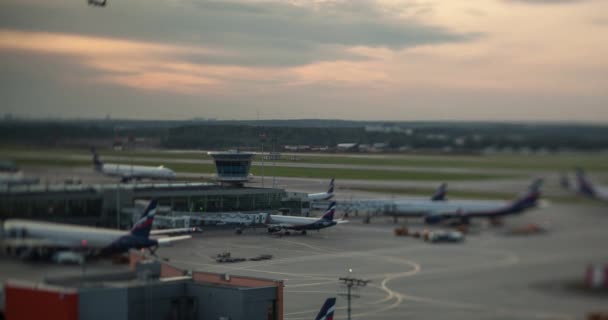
[431,183,447,201]
[511,178,543,210]
[130,200,158,238]
[327,178,335,195]
[321,202,337,221]
[315,297,336,320]
[576,168,595,196]
[91,147,103,171]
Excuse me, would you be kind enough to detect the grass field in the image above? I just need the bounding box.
[3,145,607,181]
[5,145,608,170]
[9,156,508,181]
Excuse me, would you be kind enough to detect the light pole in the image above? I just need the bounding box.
[339,269,370,320]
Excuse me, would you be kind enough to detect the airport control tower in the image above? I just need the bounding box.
[208,151,255,186]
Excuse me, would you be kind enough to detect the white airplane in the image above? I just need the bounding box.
[266,202,346,235]
[92,148,176,183]
[573,168,608,201]
[0,171,39,187]
[387,179,544,225]
[88,0,107,7]
[1,200,191,261]
[342,180,542,225]
[308,178,335,201]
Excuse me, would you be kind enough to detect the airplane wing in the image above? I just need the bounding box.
[336,220,349,224]
[150,228,199,236]
[156,235,191,246]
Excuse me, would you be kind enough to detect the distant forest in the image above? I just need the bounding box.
[1,119,608,152]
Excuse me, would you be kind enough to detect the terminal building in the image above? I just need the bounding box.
[0,151,310,228]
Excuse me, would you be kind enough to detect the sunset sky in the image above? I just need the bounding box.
[1,0,607,121]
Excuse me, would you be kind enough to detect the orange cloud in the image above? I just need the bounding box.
[0,29,219,57]
[0,29,240,93]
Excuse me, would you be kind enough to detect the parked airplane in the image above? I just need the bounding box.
[1,200,191,261]
[308,178,335,201]
[574,168,608,201]
[88,0,107,7]
[92,148,176,182]
[266,202,345,234]
[0,160,39,187]
[389,178,544,225]
[315,297,336,320]
[0,171,39,187]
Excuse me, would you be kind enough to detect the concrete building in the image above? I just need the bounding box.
[3,254,284,320]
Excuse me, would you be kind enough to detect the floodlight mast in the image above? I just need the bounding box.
[339,273,370,320]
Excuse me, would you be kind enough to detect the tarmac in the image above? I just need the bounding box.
[2,166,608,319]
[2,201,607,319]
[153,201,608,320]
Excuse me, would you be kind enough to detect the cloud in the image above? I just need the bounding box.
[504,0,587,4]
[1,0,608,122]
[591,17,608,26]
[0,0,475,67]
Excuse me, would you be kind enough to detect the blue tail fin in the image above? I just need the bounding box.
[91,147,103,171]
[576,168,595,196]
[327,178,335,194]
[315,297,336,320]
[431,183,447,201]
[130,200,158,238]
[321,202,337,221]
[511,178,543,210]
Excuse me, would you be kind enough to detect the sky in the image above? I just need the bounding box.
[0,0,607,122]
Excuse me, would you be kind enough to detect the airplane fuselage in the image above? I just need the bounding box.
[308,192,334,201]
[267,215,336,231]
[2,220,164,257]
[391,199,516,217]
[98,163,175,180]
[3,219,127,248]
[0,171,39,186]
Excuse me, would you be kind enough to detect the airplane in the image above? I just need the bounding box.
[315,297,336,320]
[574,168,608,201]
[0,171,39,187]
[88,0,107,7]
[92,148,176,183]
[266,202,346,235]
[389,178,544,225]
[1,200,191,261]
[308,178,335,201]
[0,160,39,187]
